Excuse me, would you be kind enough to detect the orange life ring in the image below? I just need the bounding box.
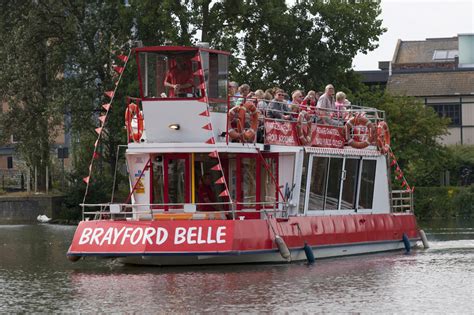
[125,102,144,143]
[296,110,312,146]
[376,121,391,154]
[227,102,259,143]
[345,115,374,149]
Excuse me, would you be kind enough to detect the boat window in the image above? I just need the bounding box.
[242,158,257,208]
[359,159,376,209]
[193,153,227,211]
[308,156,329,210]
[298,153,310,214]
[138,51,200,99]
[340,158,360,210]
[167,158,186,204]
[260,157,277,208]
[325,158,343,210]
[152,155,164,205]
[206,53,228,112]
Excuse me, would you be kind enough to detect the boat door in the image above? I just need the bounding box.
[152,153,190,210]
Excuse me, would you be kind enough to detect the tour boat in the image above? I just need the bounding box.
[67,44,426,266]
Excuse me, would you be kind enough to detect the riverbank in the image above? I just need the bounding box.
[0,193,64,224]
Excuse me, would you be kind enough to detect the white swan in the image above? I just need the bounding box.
[37,214,52,223]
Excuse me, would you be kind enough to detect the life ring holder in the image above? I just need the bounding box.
[227,102,259,143]
[376,121,391,154]
[125,102,144,143]
[345,114,374,149]
[296,110,312,146]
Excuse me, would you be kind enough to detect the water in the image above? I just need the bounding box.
[0,219,473,313]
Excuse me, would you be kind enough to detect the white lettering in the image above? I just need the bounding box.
[100,228,113,246]
[187,227,197,244]
[120,227,134,245]
[113,227,127,244]
[156,227,168,245]
[174,227,186,244]
[143,227,156,245]
[79,228,93,245]
[197,226,206,244]
[90,228,104,245]
[130,228,144,245]
[216,226,226,244]
[207,227,216,244]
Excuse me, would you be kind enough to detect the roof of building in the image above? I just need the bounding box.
[387,70,474,96]
[393,37,458,64]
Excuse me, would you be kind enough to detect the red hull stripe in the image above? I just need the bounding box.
[68,214,419,255]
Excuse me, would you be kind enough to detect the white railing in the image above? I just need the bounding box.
[391,190,413,213]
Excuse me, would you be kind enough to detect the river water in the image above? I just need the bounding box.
[0,218,472,313]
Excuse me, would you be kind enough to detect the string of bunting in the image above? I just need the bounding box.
[388,147,414,193]
[194,51,232,202]
[82,47,132,205]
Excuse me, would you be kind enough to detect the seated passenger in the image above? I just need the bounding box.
[235,84,251,106]
[164,56,194,97]
[197,174,217,211]
[228,81,239,106]
[268,89,292,120]
[335,91,350,120]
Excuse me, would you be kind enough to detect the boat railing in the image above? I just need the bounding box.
[80,201,289,221]
[391,190,414,213]
[226,96,386,146]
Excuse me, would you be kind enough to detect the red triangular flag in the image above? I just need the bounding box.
[211,164,222,171]
[199,110,210,117]
[102,103,111,111]
[98,115,106,124]
[215,177,225,184]
[397,173,403,180]
[93,152,100,160]
[202,123,212,130]
[197,83,205,90]
[389,152,395,159]
[117,54,128,62]
[390,159,396,167]
[411,186,415,193]
[208,151,218,158]
[205,137,215,144]
[95,127,102,134]
[219,190,229,197]
[83,176,90,184]
[396,166,401,173]
[191,55,200,62]
[401,180,407,188]
[405,186,411,192]
[104,91,114,99]
[113,66,124,74]
[193,69,204,76]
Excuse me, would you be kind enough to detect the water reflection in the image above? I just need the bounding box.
[0,219,473,313]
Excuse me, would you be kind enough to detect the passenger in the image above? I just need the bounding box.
[235,84,251,106]
[228,81,239,106]
[254,89,267,111]
[268,89,291,120]
[291,90,304,105]
[197,173,217,211]
[335,91,349,120]
[164,56,194,97]
[316,84,336,110]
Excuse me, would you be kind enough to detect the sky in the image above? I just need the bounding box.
[352,0,474,70]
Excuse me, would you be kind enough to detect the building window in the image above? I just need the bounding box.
[7,156,13,169]
[428,104,461,126]
[432,50,458,61]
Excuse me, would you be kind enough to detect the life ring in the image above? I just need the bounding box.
[296,110,312,146]
[345,115,374,149]
[125,102,144,143]
[227,102,259,142]
[376,121,391,154]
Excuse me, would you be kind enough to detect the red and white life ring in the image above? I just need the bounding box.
[227,102,259,143]
[296,110,312,146]
[376,121,391,154]
[345,115,374,149]
[125,102,144,143]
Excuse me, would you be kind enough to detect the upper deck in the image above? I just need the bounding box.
[126,46,386,152]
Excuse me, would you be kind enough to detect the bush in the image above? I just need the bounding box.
[414,186,474,219]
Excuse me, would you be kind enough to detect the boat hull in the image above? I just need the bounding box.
[68,213,420,266]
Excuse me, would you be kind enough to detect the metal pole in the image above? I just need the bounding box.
[27,168,31,193]
[34,166,37,193]
[46,165,49,194]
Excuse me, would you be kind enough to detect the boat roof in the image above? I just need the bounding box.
[133,45,231,56]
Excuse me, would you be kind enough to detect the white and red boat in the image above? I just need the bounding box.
[67,44,424,266]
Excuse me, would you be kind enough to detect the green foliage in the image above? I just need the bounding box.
[443,145,474,186]
[414,186,474,219]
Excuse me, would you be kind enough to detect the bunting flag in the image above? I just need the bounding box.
[396,166,401,173]
[191,55,200,62]
[102,103,111,111]
[215,177,225,184]
[93,152,100,160]
[205,137,215,145]
[211,164,222,171]
[98,115,106,124]
[202,123,212,131]
[208,150,218,158]
[401,180,407,188]
[219,190,229,197]
[193,69,204,76]
[390,159,396,167]
[397,173,403,180]
[113,66,125,74]
[95,127,103,135]
[83,176,90,184]
[104,91,115,99]
[197,83,206,90]
[117,54,128,62]
[199,109,210,117]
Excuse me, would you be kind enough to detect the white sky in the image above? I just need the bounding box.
[352,0,474,70]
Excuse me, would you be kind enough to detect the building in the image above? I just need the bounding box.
[386,34,474,145]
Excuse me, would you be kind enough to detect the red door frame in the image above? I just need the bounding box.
[151,153,190,211]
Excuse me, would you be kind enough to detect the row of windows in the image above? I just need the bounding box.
[427,103,461,126]
[299,155,376,212]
